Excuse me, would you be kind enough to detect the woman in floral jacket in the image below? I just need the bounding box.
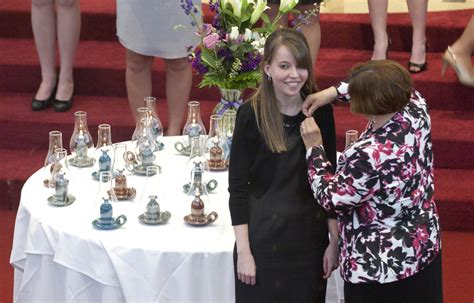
[300,60,442,303]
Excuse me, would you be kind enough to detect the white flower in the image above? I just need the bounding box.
[223,0,242,18]
[250,0,269,25]
[252,31,261,41]
[251,35,266,54]
[279,0,298,13]
[244,28,252,41]
[229,26,240,41]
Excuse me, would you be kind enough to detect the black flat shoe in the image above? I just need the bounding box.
[408,61,427,74]
[53,96,73,112]
[31,86,56,111]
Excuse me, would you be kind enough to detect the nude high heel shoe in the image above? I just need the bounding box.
[441,46,474,87]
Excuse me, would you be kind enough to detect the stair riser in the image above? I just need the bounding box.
[0,11,464,53]
[2,65,473,112]
[436,201,474,232]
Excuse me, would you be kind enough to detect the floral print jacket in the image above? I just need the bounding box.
[307,88,441,284]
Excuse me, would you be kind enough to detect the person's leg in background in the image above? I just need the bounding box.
[54,0,81,110]
[442,15,474,86]
[298,4,322,69]
[163,58,193,136]
[368,0,390,60]
[125,50,154,118]
[407,0,428,73]
[31,0,57,108]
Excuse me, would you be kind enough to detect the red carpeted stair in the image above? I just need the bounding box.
[0,2,473,301]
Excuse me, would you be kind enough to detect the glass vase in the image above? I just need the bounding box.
[132,107,149,144]
[47,148,75,206]
[93,124,115,180]
[127,114,158,175]
[69,111,94,167]
[222,109,236,162]
[144,97,164,150]
[113,143,131,175]
[181,101,206,151]
[345,130,359,149]
[213,88,243,118]
[205,115,228,171]
[95,171,118,210]
[44,130,63,169]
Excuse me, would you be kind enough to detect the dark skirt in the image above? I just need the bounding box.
[233,245,327,303]
[344,252,443,303]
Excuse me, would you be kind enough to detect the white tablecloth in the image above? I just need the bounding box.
[10,136,344,303]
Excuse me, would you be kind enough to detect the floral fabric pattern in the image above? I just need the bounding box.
[307,89,441,284]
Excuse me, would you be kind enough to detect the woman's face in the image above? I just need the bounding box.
[264,45,308,100]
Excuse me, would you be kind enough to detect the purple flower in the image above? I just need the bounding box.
[241,52,261,72]
[203,33,220,49]
[191,49,209,74]
[217,48,233,62]
[200,23,213,36]
[212,13,222,30]
[180,0,194,15]
[209,0,219,12]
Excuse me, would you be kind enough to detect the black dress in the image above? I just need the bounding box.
[229,102,337,303]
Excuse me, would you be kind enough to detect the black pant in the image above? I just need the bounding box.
[344,252,443,303]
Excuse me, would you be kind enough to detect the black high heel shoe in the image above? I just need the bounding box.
[408,42,428,74]
[31,85,56,111]
[408,61,427,74]
[53,88,73,112]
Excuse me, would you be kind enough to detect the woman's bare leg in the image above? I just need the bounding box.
[407,0,428,71]
[298,4,321,69]
[31,0,57,100]
[125,49,154,118]
[163,58,193,136]
[368,0,389,60]
[450,16,474,76]
[55,0,81,101]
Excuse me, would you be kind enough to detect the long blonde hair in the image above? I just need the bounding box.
[250,28,317,153]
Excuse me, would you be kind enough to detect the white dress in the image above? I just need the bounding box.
[116,0,201,58]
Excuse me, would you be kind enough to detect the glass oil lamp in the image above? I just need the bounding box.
[69,111,94,167]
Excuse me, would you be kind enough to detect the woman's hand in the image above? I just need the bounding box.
[300,117,323,151]
[323,241,339,279]
[237,251,256,285]
[302,86,338,117]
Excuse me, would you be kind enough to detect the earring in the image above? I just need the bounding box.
[267,74,272,81]
[370,115,376,126]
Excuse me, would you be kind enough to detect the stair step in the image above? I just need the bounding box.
[0,1,471,52]
[0,39,472,112]
[435,169,474,231]
[1,93,473,170]
[333,104,474,170]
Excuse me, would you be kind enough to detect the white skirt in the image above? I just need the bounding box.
[116,0,201,58]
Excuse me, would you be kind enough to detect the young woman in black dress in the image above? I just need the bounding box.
[228,28,338,303]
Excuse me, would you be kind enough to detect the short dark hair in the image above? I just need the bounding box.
[348,60,413,115]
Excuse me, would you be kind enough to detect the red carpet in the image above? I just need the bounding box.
[0,1,473,302]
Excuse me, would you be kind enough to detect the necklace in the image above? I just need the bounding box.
[283,121,300,128]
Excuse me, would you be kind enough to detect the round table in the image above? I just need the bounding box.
[10,136,344,302]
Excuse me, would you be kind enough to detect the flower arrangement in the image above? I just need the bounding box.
[180,0,319,90]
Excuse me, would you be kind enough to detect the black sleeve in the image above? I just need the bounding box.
[313,104,337,169]
[313,103,337,219]
[228,104,252,225]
